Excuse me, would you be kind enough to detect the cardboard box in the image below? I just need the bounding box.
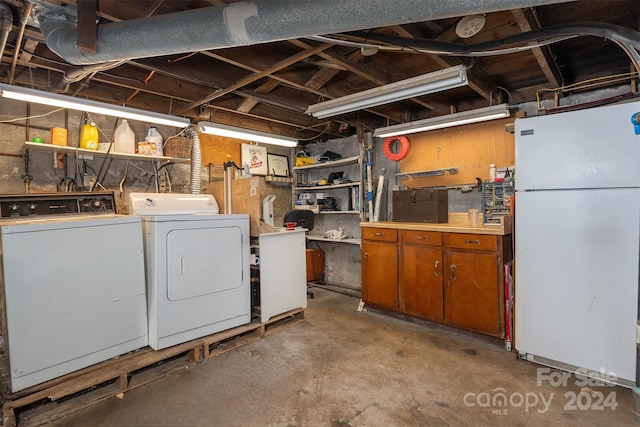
[392,189,448,223]
[208,177,292,236]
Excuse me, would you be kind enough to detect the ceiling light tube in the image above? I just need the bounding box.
[373,103,510,138]
[198,122,299,147]
[305,65,468,119]
[0,83,191,128]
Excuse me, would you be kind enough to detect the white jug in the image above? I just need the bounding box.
[114,119,136,154]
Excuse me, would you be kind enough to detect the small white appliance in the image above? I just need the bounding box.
[514,101,640,388]
[262,194,276,226]
[0,192,148,392]
[129,192,251,350]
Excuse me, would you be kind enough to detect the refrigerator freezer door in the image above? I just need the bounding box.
[515,101,640,191]
[515,189,639,386]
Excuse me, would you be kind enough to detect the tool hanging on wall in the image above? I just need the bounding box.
[365,147,374,222]
[373,168,387,222]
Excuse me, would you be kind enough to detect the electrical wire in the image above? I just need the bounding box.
[309,34,577,57]
[315,23,640,67]
[496,85,513,106]
[0,107,65,123]
[296,122,331,141]
[119,160,129,200]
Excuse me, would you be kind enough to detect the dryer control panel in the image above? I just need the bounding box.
[0,192,116,218]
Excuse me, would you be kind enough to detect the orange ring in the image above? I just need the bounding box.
[383,136,410,161]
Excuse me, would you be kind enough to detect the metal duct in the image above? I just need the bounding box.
[32,0,575,66]
[0,1,13,66]
[185,126,202,194]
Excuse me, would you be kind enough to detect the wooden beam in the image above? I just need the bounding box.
[177,44,333,114]
[392,24,498,106]
[305,50,363,91]
[512,8,563,88]
[289,39,388,85]
[76,0,97,53]
[201,51,329,97]
[237,79,281,113]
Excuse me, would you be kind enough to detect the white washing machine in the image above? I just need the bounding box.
[129,193,251,350]
[0,192,148,392]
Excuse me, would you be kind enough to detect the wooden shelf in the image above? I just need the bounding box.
[24,142,189,163]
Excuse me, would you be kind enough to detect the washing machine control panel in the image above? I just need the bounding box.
[0,192,116,218]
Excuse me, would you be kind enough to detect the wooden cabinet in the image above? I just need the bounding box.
[361,228,398,310]
[306,248,324,283]
[399,230,443,321]
[443,233,505,337]
[444,251,500,334]
[361,224,512,338]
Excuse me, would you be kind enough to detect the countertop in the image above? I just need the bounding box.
[360,213,512,236]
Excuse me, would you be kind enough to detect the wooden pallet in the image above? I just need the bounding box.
[262,308,306,336]
[1,308,305,427]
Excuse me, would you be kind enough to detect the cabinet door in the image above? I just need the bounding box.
[400,243,443,320]
[361,240,398,309]
[444,251,501,336]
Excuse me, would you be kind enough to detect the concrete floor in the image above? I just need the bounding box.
[48,287,636,427]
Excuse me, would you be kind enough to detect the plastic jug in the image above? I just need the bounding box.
[79,122,99,150]
[113,119,136,154]
[144,126,164,156]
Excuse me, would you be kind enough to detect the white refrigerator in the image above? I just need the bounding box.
[514,101,640,388]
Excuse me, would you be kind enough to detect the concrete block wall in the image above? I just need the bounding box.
[0,98,196,212]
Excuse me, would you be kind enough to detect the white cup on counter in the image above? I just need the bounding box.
[468,209,480,227]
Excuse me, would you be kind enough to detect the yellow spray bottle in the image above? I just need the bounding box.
[80,121,99,150]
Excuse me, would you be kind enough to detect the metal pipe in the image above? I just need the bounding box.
[225,166,233,214]
[22,149,32,193]
[0,1,13,63]
[9,1,33,83]
[32,0,574,66]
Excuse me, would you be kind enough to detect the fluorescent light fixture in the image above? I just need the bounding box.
[0,83,191,128]
[373,103,510,138]
[305,65,468,119]
[198,121,298,147]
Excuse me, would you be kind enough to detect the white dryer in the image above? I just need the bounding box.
[129,193,251,350]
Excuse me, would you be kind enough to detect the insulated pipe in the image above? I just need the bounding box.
[0,1,12,63]
[32,0,575,66]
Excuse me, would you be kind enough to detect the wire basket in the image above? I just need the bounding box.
[163,136,192,158]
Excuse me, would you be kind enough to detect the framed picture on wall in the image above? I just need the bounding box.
[241,143,268,176]
[267,153,290,177]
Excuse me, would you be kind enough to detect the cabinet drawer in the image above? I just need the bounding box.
[362,227,398,242]
[400,230,442,246]
[445,233,497,251]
